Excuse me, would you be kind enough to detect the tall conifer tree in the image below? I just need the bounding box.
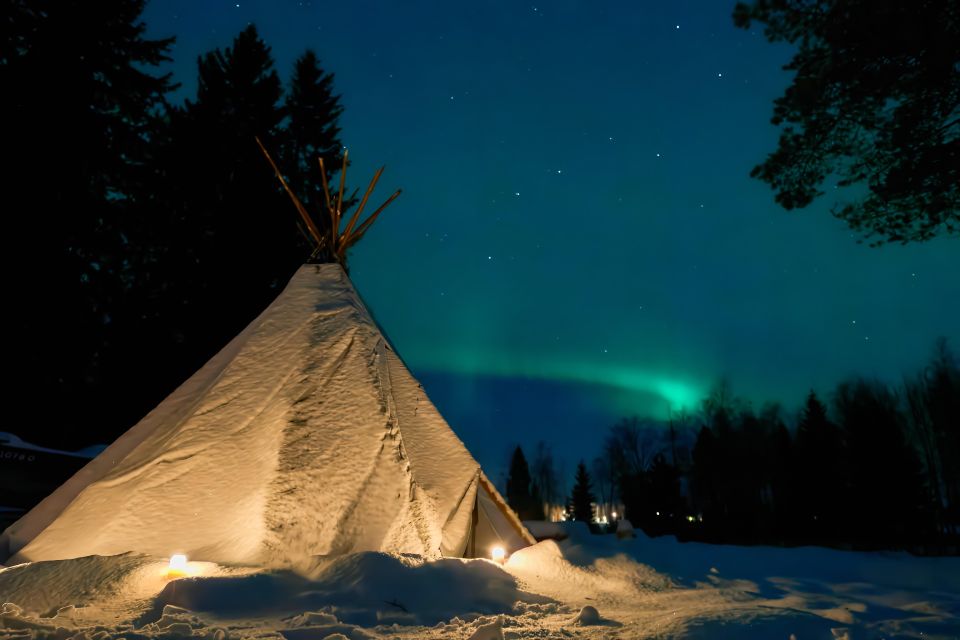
[4,0,174,447]
[569,461,596,524]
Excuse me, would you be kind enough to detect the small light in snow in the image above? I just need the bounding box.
[168,554,188,577]
[491,546,506,563]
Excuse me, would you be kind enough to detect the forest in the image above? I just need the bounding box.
[506,340,959,553]
[5,3,347,450]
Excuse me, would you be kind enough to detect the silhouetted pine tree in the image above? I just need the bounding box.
[179,23,291,268]
[281,49,347,248]
[692,382,748,540]
[153,25,302,391]
[648,453,682,535]
[130,26,354,451]
[835,379,933,547]
[926,340,960,537]
[4,0,174,447]
[569,461,596,524]
[905,339,960,541]
[690,425,720,531]
[506,446,544,521]
[733,409,770,541]
[794,391,845,541]
[769,421,796,538]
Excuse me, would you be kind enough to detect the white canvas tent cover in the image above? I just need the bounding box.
[2,265,533,567]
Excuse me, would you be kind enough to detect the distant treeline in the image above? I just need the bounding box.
[506,339,960,554]
[5,2,348,448]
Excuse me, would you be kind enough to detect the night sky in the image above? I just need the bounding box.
[143,0,958,483]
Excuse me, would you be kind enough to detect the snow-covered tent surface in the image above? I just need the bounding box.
[1,264,533,567]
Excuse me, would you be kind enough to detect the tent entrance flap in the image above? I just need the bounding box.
[470,486,530,558]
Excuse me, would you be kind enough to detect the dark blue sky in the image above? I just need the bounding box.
[143,0,958,483]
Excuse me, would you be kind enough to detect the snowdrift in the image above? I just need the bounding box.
[1,528,958,639]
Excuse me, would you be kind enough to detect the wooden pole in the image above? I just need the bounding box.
[318,156,334,218]
[342,189,402,251]
[334,149,348,239]
[254,136,324,248]
[340,166,384,243]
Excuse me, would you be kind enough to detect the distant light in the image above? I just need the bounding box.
[686,515,695,522]
[655,511,660,516]
[491,546,506,563]
[168,554,188,577]
[612,511,618,519]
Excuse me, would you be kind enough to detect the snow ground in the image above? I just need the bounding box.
[1,524,957,639]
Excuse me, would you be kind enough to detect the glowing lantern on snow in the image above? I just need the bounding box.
[491,546,506,563]
[167,554,188,577]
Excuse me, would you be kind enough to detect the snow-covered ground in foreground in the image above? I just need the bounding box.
[1,523,957,640]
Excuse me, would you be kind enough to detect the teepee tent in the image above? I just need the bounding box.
[1,145,534,567]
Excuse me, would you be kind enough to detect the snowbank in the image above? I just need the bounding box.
[0,552,550,632]
[152,552,550,626]
[1,527,957,639]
